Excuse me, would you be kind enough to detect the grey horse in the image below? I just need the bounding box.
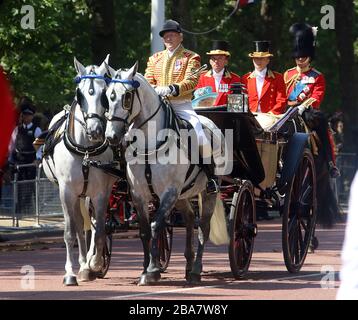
[42,56,117,285]
[105,63,229,285]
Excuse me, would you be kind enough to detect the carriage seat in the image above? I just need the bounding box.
[252,112,285,132]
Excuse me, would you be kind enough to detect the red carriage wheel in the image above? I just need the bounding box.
[228,180,257,279]
[282,148,317,273]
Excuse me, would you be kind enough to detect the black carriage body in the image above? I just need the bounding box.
[195,107,265,186]
[196,106,312,205]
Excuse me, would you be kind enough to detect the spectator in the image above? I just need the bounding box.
[8,96,42,214]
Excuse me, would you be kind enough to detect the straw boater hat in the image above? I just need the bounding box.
[248,41,273,58]
[206,40,231,57]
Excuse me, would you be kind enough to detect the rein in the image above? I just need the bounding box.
[64,100,109,157]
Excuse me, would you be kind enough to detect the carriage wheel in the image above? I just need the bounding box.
[282,148,317,273]
[158,222,173,273]
[228,180,257,279]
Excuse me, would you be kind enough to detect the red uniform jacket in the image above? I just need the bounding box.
[284,67,335,161]
[196,69,241,106]
[284,67,325,109]
[242,70,287,115]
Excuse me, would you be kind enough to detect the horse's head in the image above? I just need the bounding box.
[104,62,142,146]
[74,55,110,142]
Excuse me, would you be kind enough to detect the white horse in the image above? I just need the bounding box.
[104,63,229,285]
[42,56,117,286]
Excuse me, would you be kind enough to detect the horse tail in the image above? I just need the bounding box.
[80,196,92,231]
[209,193,230,245]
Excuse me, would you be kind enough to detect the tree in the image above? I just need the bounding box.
[85,0,116,65]
[0,0,91,110]
[335,0,357,152]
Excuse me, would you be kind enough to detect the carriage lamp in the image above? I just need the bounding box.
[227,83,249,113]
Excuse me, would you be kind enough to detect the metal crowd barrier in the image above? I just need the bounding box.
[0,153,356,227]
[0,163,63,227]
[335,152,357,209]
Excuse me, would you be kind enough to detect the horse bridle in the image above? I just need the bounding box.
[74,71,111,126]
[105,78,163,130]
[105,78,141,125]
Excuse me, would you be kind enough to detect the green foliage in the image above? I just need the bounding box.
[0,0,90,111]
[0,0,357,115]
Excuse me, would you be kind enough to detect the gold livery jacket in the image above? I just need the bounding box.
[145,45,201,102]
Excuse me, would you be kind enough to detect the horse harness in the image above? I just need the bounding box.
[44,71,111,197]
[106,76,203,201]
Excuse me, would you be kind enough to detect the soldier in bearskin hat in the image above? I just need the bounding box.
[196,40,241,106]
[145,19,218,193]
[284,23,339,178]
[242,40,287,115]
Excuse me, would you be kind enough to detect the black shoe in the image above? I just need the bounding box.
[206,178,219,194]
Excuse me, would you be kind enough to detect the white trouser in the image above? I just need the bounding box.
[170,100,211,158]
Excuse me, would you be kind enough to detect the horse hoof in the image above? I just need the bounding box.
[78,269,96,282]
[63,275,78,286]
[88,257,104,274]
[186,273,201,285]
[137,272,161,286]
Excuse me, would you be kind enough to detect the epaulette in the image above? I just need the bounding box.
[286,66,297,72]
[311,68,322,76]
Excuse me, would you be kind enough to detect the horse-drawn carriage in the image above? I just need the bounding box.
[96,77,318,281]
[42,59,320,285]
[194,104,317,277]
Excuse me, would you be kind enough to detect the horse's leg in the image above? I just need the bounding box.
[87,193,109,273]
[60,187,80,286]
[188,191,217,285]
[131,193,152,285]
[71,199,96,282]
[175,199,195,281]
[143,187,179,285]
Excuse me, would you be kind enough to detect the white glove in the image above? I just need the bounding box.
[155,85,177,97]
[297,104,307,115]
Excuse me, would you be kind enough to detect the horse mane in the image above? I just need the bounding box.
[133,72,156,95]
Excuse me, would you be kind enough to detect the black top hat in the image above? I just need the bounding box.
[159,20,182,37]
[289,23,316,59]
[206,40,230,56]
[248,41,273,58]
